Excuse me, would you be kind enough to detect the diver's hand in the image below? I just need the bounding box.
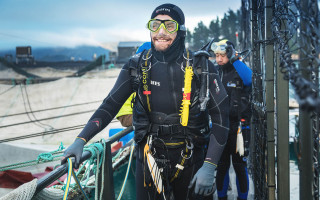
[188,162,216,196]
[61,138,86,169]
[226,45,239,64]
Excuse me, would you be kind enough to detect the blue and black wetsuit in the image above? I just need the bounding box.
[215,60,252,200]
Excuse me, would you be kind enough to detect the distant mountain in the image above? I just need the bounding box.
[0,45,110,62]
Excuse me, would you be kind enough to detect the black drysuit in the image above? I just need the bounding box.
[215,60,252,200]
[76,43,230,199]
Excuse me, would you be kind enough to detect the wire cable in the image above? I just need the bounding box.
[0,119,119,143]
[0,109,95,129]
[0,100,102,118]
[22,84,54,130]
[20,84,51,130]
[0,85,16,96]
[0,124,86,143]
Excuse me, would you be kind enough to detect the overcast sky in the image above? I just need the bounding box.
[0,0,241,51]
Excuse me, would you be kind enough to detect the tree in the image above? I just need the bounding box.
[220,13,230,40]
[192,21,210,50]
[227,9,239,46]
[187,9,241,50]
[185,28,192,48]
[209,17,221,41]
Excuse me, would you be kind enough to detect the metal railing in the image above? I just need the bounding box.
[34,126,134,199]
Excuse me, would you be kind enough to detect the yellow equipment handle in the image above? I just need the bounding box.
[180,66,194,126]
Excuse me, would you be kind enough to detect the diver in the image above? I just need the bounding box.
[61,4,230,200]
[211,39,252,200]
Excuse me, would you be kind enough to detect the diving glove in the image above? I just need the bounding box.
[61,138,86,169]
[188,161,216,196]
[226,45,239,64]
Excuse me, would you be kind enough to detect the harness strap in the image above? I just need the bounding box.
[141,49,152,112]
[148,123,184,135]
[143,136,164,194]
[170,140,194,182]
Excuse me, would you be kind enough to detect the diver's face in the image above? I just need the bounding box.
[151,15,177,52]
[215,53,229,66]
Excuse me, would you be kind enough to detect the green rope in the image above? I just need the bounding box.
[0,143,65,171]
[112,148,123,162]
[99,138,107,200]
[37,153,54,162]
[58,140,107,196]
[26,77,33,85]
[0,139,111,199]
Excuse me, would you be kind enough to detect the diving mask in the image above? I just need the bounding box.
[146,19,185,34]
[211,43,228,54]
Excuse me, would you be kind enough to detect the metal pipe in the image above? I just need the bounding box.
[275,1,290,197]
[34,126,134,197]
[34,150,92,194]
[299,0,313,198]
[265,0,276,199]
[98,139,115,199]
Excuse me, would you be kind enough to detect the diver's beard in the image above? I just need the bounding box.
[152,32,175,52]
[151,34,184,63]
[152,38,173,52]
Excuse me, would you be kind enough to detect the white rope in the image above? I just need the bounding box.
[0,179,37,200]
[32,187,64,200]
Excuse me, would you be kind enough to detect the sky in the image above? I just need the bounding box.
[0,0,241,51]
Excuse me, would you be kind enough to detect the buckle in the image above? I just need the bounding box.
[159,124,173,134]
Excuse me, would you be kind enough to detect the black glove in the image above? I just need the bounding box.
[226,45,240,64]
[61,138,86,169]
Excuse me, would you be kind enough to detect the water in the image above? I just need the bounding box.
[114,159,136,200]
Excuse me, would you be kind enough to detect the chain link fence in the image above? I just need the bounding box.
[240,0,320,199]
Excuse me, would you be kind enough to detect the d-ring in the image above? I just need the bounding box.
[181,149,193,159]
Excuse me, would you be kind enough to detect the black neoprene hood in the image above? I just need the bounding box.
[151,3,185,26]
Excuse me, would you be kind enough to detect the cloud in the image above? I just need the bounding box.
[0,0,241,50]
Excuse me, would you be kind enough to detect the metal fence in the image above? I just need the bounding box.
[240,0,320,199]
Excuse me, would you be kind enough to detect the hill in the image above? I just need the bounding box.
[0,45,110,62]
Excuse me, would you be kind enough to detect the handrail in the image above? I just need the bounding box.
[34,126,134,197]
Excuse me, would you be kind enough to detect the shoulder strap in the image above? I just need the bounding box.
[129,49,149,92]
[140,49,152,112]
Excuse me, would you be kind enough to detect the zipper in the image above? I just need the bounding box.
[169,63,178,111]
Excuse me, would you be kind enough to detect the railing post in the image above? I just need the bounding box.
[98,139,115,200]
[265,0,276,199]
[299,0,313,199]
